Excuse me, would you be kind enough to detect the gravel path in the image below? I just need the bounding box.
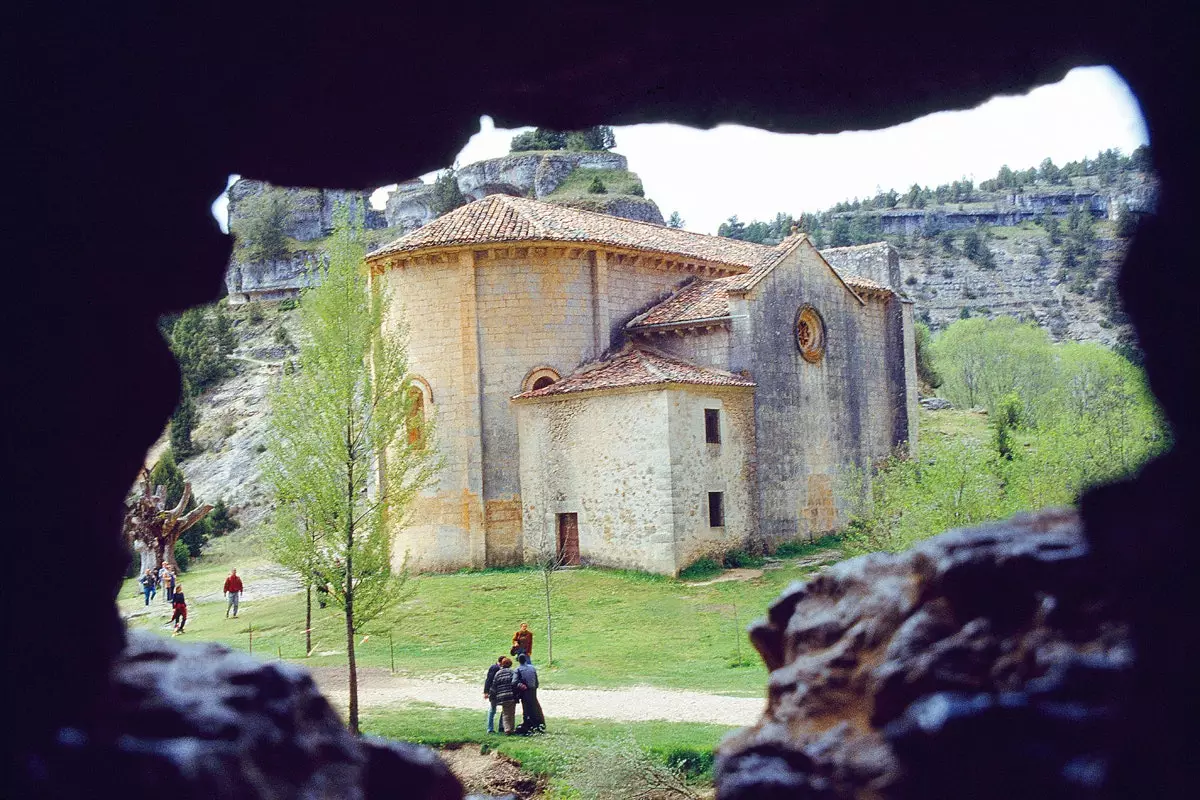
[311,666,765,726]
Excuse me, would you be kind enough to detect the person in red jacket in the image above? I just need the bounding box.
[223,568,244,618]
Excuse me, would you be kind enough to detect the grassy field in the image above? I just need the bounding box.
[544,168,644,201]
[122,540,841,696]
[364,704,735,784]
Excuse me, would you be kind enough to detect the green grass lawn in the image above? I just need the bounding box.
[364,704,735,786]
[122,547,837,696]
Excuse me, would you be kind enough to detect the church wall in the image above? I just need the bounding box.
[515,390,678,574]
[602,256,692,344]
[378,254,485,571]
[736,242,899,544]
[636,327,733,371]
[665,387,757,571]
[474,251,599,565]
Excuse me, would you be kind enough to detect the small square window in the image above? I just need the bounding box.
[704,408,721,444]
[708,491,725,527]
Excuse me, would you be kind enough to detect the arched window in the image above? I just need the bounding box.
[404,376,432,446]
[521,366,561,394]
[406,387,425,445]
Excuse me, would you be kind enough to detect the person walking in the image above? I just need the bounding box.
[160,562,176,605]
[489,657,519,735]
[482,655,506,734]
[139,569,157,606]
[511,622,533,663]
[170,583,188,634]
[514,653,545,734]
[223,568,244,618]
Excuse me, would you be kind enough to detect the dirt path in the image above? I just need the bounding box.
[310,666,764,727]
[121,563,302,620]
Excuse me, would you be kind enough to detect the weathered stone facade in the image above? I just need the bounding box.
[367,195,916,575]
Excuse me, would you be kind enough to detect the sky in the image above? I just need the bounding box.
[212,66,1147,236]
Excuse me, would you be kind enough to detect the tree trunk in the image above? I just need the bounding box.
[345,594,358,735]
[305,583,312,656]
[543,567,553,666]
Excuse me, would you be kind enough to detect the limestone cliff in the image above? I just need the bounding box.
[224,150,661,301]
[455,150,629,200]
[224,179,389,304]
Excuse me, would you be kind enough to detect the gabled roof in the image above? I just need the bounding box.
[365,193,776,268]
[512,344,754,400]
[628,237,908,332]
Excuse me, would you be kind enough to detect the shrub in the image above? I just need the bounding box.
[231,189,292,262]
[904,275,918,286]
[941,267,954,278]
[677,557,722,581]
[630,182,644,197]
[174,539,191,572]
[722,549,764,569]
[278,297,299,311]
[939,231,955,252]
[248,304,265,324]
[588,176,607,194]
[429,169,467,215]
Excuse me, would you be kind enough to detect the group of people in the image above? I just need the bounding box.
[135,564,245,635]
[484,622,545,735]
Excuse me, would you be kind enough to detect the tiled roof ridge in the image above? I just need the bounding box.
[365,193,780,266]
[490,195,779,254]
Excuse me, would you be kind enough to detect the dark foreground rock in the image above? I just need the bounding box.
[13,631,462,800]
[716,508,1132,799]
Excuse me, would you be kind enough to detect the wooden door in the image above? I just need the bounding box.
[557,513,580,566]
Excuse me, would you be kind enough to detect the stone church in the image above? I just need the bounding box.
[365,194,917,575]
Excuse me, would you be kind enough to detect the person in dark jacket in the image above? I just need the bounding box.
[139,569,157,605]
[170,584,187,633]
[489,657,519,734]
[482,655,506,734]
[514,653,545,734]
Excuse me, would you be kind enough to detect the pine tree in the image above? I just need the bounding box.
[667,211,684,228]
[263,205,440,735]
[168,383,198,458]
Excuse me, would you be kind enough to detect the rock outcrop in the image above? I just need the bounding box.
[383,178,440,232]
[552,194,665,224]
[15,631,462,799]
[455,150,628,201]
[716,508,1132,799]
[225,180,388,303]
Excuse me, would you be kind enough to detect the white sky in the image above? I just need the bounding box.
[213,66,1147,236]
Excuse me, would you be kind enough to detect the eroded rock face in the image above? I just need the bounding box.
[455,151,629,201]
[13,631,462,800]
[716,509,1131,799]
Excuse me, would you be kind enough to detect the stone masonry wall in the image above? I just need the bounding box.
[666,387,757,570]
[639,326,734,372]
[733,241,904,544]
[602,257,694,347]
[378,254,484,572]
[516,390,678,573]
[474,251,601,565]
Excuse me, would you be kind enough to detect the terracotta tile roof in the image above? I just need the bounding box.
[365,193,775,268]
[512,345,754,400]
[722,233,807,292]
[837,272,890,293]
[626,278,732,329]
